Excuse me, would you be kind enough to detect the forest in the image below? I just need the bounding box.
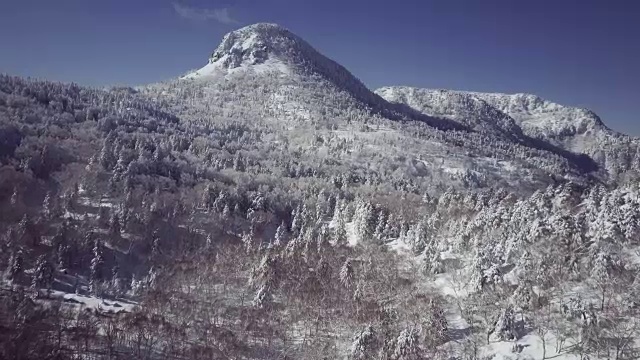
[1,69,640,360]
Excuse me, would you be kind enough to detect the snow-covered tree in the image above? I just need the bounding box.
[6,250,24,283]
[274,222,287,248]
[340,258,354,288]
[351,325,378,360]
[393,327,421,359]
[90,239,105,295]
[31,255,54,295]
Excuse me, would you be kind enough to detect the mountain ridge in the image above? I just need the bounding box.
[376,85,638,176]
[376,86,610,139]
[135,22,610,189]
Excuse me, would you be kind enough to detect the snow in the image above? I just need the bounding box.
[481,332,583,360]
[79,197,116,208]
[49,290,137,314]
[468,91,603,136]
[345,222,359,247]
[376,85,618,157]
[381,86,607,140]
[139,20,593,192]
[386,238,412,254]
[376,86,523,139]
[181,57,291,80]
[383,233,595,360]
[180,62,226,80]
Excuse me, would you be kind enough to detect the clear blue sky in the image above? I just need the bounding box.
[1,0,638,135]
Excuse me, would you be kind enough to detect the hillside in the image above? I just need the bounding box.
[0,22,639,360]
[377,86,640,178]
[141,23,597,191]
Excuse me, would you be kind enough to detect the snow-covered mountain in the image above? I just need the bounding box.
[375,87,526,142]
[466,91,640,175]
[5,22,640,360]
[140,23,600,190]
[375,86,609,149]
[181,23,380,108]
[176,23,463,130]
[376,86,640,176]
[467,92,606,139]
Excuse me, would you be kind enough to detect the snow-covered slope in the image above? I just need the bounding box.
[376,86,608,148]
[466,92,607,140]
[464,92,640,175]
[180,23,387,113]
[140,23,599,190]
[377,86,640,176]
[375,86,526,142]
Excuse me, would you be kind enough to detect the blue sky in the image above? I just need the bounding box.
[1,0,638,135]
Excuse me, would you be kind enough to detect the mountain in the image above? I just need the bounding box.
[140,23,595,191]
[375,86,526,142]
[181,23,381,109]
[376,86,640,177]
[176,23,464,131]
[467,91,640,175]
[3,22,640,360]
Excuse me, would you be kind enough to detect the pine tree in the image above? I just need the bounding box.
[110,264,124,297]
[252,254,278,289]
[316,223,330,253]
[233,152,245,171]
[202,184,213,209]
[213,190,228,213]
[42,192,54,219]
[99,136,116,170]
[7,249,24,283]
[333,213,348,247]
[90,239,105,295]
[302,227,316,262]
[394,327,420,359]
[291,204,303,236]
[114,152,128,175]
[108,173,118,194]
[351,325,377,360]
[285,236,299,258]
[3,228,15,250]
[31,255,54,296]
[331,198,345,226]
[429,301,449,345]
[253,284,272,308]
[340,258,354,288]
[151,233,161,260]
[222,203,231,219]
[353,279,364,303]
[421,249,442,276]
[591,246,611,310]
[57,244,71,270]
[374,210,387,242]
[353,199,376,243]
[274,222,287,248]
[493,305,518,341]
[241,231,253,254]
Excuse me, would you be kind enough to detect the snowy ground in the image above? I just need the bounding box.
[48,290,137,314]
[384,235,595,360]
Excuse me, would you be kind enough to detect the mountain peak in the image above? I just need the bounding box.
[181,22,391,114]
[207,22,305,69]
